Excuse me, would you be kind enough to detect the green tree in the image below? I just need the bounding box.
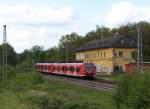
[58,32,83,62]
[30,45,45,62]
[116,21,150,61]
[0,43,17,66]
[44,47,61,62]
[114,72,150,109]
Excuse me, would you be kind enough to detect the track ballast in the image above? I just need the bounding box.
[41,73,116,91]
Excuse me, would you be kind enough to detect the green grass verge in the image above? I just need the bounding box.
[0,71,115,109]
[96,73,124,82]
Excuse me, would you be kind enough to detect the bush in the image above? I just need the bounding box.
[6,72,43,92]
[0,65,16,82]
[114,72,150,109]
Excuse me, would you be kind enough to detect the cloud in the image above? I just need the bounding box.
[0,4,78,53]
[101,1,150,27]
[0,5,77,27]
[6,26,60,53]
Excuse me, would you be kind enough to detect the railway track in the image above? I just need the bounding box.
[41,73,116,91]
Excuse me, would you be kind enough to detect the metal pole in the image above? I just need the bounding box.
[65,42,68,63]
[82,37,85,62]
[33,59,35,70]
[2,41,5,80]
[19,55,21,65]
[140,26,143,73]
[137,24,141,73]
[2,25,7,80]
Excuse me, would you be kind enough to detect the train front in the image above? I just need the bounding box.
[84,63,96,78]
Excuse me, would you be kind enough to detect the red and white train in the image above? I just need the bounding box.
[35,63,96,78]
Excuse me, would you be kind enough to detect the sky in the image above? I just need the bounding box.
[0,0,150,53]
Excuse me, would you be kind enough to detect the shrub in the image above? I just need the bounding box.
[0,65,16,81]
[6,72,43,92]
[114,72,150,109]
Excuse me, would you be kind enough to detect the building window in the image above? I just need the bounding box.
[88,43,91,47]
[121,40,124,44]
[104,52,106,58]
[92,53,94,58]
[101,52,102,58]
[131,52,136,58]
[113,50,117,57]
[130,40,135,44]
[93,43,96,47]
[87,53,89,59]
[119,51,123,57]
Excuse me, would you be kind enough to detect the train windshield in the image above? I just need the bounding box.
[85,63,94,73]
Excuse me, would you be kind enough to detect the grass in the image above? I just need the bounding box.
[96,73,124,82]
[0,70,116,109]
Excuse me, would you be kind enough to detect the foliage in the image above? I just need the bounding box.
[0,70,114,109]
[114,72,150,109]
[44,47,61,62]
[58,32,83,62]
[18,21,150,65]
[85,25,113,42]
[0,43,17,65]
[0,65,16,82]
[1,21,149,67]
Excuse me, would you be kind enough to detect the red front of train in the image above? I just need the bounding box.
[36,63,96,78]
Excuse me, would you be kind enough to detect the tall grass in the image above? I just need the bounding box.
[114,71,150,109]
[0,67,115,109]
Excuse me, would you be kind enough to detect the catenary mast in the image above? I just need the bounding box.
[3,25,7,80]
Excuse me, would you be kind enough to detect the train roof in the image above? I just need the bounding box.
[36,63,94,65]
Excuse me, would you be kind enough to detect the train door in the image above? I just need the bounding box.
[61,64,66,74]
[64,65,68,74]
[48,64,51,73]
[75,64,83,76]
[40,64,43,72]
[39,65,42,71]
[56,64,60,73]
[53,64,56,73]
[44,64,48,73]
[69,65,75,75]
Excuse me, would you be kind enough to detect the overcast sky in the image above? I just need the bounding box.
[0,0,150,53]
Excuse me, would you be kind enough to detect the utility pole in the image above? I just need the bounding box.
[3,25,7,80]
[83,37,85,62]
[33,59,35,70]
[137,24,143,73]
[140,25,143,73]
[65,42,68,63]
[137,24,140,73]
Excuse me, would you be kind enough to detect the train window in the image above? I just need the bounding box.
[85,63,94,72]
[53,66,55,71]
[72,67,75,71]
[76,67,80,72]
[45,65,47,70]
[69,67,75,71]
[64,67,67,71]
[48,65,51,70]
[68,67,71,71]
[57,66,60,71]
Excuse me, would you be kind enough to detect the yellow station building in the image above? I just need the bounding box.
[76,36,137,74]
